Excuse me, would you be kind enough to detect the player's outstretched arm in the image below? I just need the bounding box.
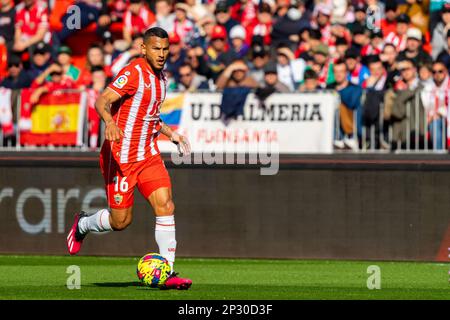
[95,88,124,142]
[159,121,191,156]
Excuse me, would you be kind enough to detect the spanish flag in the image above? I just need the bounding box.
[20,91,86,146]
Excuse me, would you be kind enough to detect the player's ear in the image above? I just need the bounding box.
[141,43,146,56]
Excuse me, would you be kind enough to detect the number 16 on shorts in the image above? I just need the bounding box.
[112,176,129,206]
[114,176,129,193]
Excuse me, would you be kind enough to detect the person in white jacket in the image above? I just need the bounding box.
[421,60,450,150]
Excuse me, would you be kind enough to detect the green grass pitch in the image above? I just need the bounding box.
[0,255,448,300]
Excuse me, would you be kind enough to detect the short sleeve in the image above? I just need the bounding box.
[107,64,138,97]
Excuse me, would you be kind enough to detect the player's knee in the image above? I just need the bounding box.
[156,199,175,216]
[110,215,132,231]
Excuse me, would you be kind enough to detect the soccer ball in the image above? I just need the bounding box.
[136,253,171,288]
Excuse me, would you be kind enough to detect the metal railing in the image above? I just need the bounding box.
[334,86,450,153]
[0,87,449,154]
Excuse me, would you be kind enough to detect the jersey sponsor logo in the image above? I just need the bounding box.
[113,75,128,89]
[114,193,123,205]
[143,74,155,88]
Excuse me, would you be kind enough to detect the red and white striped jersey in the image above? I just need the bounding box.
[107,58,167,164]
[384,32,407,52]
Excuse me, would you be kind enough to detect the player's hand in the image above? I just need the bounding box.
[105,121,124,143]
[171,132,191,156]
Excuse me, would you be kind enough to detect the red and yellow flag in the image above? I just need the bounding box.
[20,90,86,146]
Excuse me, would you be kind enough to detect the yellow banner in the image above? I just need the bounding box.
[31,104,80,133]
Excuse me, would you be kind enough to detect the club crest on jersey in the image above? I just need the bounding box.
[114,193,123,205]
[113,75,128,89]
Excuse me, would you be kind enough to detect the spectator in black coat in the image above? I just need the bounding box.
[0,55,32,89]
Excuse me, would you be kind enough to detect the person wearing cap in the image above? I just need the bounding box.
[205,25,229,81]
[255,60,290,102]
[56,46,80,82]
[228,25,250,58]
[123,0,155,45]
[153,0,176,34]
[384,14,410,52]
[214,1,239,36]
[248,44,269,83]
[165,32,187,84]
[431,4,450,60]
[173,2,195,45]
[344,48,369,86]
[216,59,258,89]
[26,41,52,81]
[0,54,32,89]
[397,28,431,66]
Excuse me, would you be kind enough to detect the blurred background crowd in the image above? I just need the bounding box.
[0,0,450,151]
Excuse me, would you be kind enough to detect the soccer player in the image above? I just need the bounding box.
[66,27,192,290]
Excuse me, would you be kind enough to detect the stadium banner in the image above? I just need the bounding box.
[159,92,338,154]
[19,89,86,146]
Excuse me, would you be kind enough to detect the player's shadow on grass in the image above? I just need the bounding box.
[93,281,142,288]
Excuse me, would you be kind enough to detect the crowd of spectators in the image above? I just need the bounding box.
[0,0,450,150]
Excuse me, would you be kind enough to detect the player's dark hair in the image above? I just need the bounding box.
[144,27,169,43]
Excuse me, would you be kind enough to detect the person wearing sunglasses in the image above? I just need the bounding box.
[176,63,210,92]
[421,60,450,150]
[390,58,426,149]
[0,54,32,89]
